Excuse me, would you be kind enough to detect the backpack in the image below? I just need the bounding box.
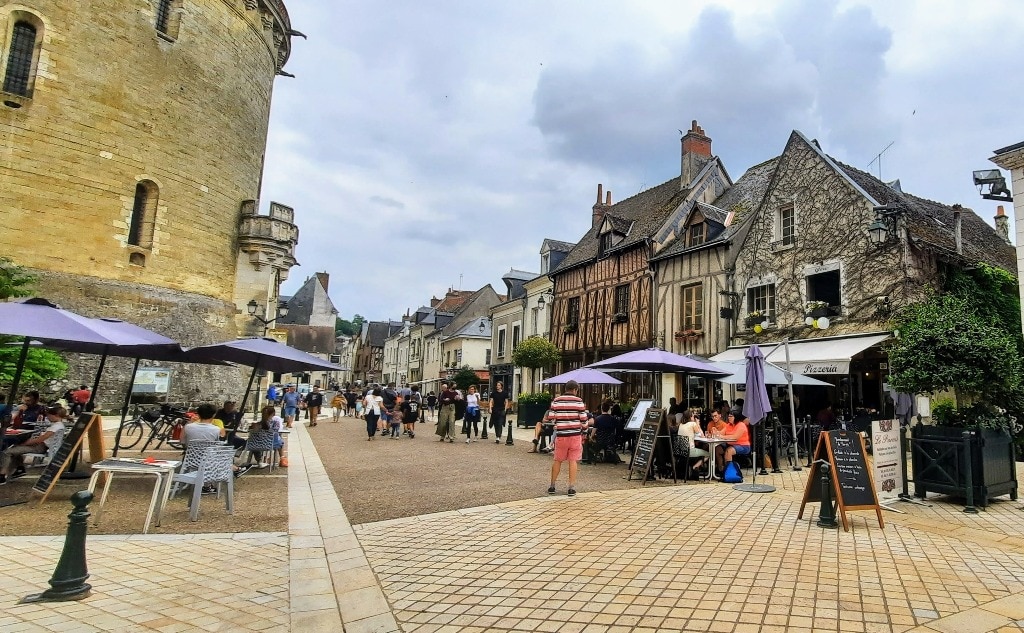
[723,461,743,483]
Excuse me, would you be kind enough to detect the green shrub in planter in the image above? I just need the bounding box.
[516,391,553,428]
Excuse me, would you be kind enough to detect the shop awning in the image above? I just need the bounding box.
[709,333,891,375]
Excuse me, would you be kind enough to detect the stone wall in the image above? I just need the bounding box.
[31,269,249,409]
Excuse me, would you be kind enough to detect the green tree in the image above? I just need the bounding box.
[887,293,1021,406]
[511,336,560,369]
[452,366,479,391]
[335,313,367,337]
[0,258,68,388]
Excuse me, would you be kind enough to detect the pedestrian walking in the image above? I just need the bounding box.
[401,385,421,438]
[488,381,510,443]
[344,386,357,417]
[436,382,457,443]
[306,385,324,427]
[281,386,300,428]
[363,388,383,440]
[426,391,437,422]
[266,383,278,407]
[330,391,344,422]
[546,380,589,497]
[463,385,481,443]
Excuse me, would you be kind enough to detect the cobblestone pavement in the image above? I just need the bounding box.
[6,420,1024,632]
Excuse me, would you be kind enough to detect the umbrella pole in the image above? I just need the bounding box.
[783,339,801,471]
[239,362,260,420]
[86,351,108,413]
[6,338,30,412]
[111,357,141,458]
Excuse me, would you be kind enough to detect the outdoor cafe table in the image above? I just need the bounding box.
[693,436,738,480]
[88,457,180,534]
[2,428,34,450]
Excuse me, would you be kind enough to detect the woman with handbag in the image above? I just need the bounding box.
[463,385,481,443]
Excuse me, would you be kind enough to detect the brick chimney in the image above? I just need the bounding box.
[315,271,329,292]
[681,120,712,189]
[995,205,1011,244]
[592,183,611,229]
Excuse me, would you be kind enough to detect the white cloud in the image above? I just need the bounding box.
[262,0,1023,320]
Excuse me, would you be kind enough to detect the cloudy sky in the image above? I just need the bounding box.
[262,0,1023,322]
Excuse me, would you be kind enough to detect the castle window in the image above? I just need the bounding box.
[128,181,159,248]
[3,21,37,97]
[155,0,182,40]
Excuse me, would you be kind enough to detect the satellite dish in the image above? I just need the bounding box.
[817,317,830,329]
[804,317,814,327]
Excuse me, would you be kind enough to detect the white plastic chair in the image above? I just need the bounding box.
[170,446,236,521]
[244,429,276,471]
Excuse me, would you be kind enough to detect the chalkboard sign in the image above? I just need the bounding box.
[628,413,661,483]
[32,413,102,501]
[624,399,655,431]
[798,430,883,531]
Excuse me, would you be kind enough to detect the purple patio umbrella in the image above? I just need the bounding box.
[586,347,729,405]
[736,344,775,493]
[540,368,623,385]
[185,337,345,414]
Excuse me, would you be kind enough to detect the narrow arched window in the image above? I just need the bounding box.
[4,21,37,96]
[155,0,182,39]
[128,181,158,248]
[155,0,172,33]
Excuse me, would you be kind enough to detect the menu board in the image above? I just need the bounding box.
[624,399,655,431]
[33,413,104,502]
[798,430,883,531]
[870,419,902,500]
[628,413,661,483]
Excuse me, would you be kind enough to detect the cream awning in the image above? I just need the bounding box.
[709,333,891,375]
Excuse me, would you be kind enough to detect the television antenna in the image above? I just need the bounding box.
[867,141,895,181]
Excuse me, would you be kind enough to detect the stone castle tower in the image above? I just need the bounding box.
[0,0,299,402]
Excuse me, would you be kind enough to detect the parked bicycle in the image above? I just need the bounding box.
[117,403,189,451]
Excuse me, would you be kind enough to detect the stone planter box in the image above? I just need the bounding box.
[911,424,1018,507]
[805,307,830,318]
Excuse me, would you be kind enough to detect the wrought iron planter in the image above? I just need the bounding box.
[805,307,830,318]
[911,424,1017,507]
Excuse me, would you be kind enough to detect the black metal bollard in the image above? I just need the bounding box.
[505,417,514,446]
[962,430,979,514]
[481,414,488,440]
[758,421,769,475]
[816,462,839,529]
[22,491,94,603]
[898,423,913,501]
[771,418,783,473]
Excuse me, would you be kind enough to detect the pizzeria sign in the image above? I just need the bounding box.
[800,361,850,375]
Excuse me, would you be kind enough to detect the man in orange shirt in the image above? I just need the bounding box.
[716,413,751,474]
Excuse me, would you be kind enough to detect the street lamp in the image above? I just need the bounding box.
[247,299,289,335]
[867,204,901,246]
[536,293,553,307]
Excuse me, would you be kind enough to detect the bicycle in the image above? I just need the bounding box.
[118,404,187,452]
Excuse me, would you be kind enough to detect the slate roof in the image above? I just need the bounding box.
[364,320,404,348]
[502,269,538,282]
[651,157,779,262]
[542,238,576,253]
[834,160,1016,272]
[552,177,690,274]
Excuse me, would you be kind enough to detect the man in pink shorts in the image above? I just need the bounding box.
[546,380,590,497]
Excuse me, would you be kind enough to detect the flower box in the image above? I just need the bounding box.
[805,307,830,318]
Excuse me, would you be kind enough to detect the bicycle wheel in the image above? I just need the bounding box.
[118,421,145,450]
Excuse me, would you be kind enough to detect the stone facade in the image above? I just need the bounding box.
[0,1,297,403]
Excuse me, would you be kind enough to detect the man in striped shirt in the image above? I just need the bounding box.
[546,380,590,497]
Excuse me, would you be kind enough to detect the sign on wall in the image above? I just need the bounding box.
[799,361,850,375]
[132,368,171,393]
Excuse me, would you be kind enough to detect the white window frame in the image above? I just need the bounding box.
[497,325,507,358]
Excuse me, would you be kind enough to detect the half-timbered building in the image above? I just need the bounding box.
[549,121,731,406]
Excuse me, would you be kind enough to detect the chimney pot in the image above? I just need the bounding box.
[681,120,712,188]
[994,205,1012,244]
[953,204,963,255]
[592,183,608,229]
[596,183,603,204]
[606,190,612,205]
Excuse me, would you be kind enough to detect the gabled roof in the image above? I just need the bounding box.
[541,238,575,253]
[601,214,634,235]
[433,290,475,313]
[834,159,1016,272]
[364,320,404,348]
[552,177,692,274]
[652,157,779,262]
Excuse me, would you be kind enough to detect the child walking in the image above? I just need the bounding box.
[389,406,404,439]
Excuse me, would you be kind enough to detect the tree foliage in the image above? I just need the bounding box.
[887,263,1024,408]
[335,313,366,337]
[452,366,479,391]
[511,336,560,369]
[0,258,68,389]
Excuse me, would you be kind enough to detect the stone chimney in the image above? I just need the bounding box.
[953,205,962,255]
[592,183,611,229]
[315,271,329,292]
[995,205,1011,244]
[681,120,712,189]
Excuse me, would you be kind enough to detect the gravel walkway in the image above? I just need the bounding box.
[308,415,662,525]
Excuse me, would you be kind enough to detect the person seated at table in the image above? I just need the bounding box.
[715,413,751,476]
[214,400,246,451]
[586,400,621,463]
[182,403,224,446]
[705,410,726,438]
[680,410,710,477]
[10,391,45,429]
[0,404,65,483]
[529,417,555,453]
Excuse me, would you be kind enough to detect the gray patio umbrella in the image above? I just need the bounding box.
[185,337,345,414]
[736,344,775,493]
[540,368,623,385]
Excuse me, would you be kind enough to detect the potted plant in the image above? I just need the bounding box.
[888,288,1023,507]
[674,328,702,341]
[744,310,765,327]
[516,391,553,428]
[804,300,830,318]
[612,312,627,323]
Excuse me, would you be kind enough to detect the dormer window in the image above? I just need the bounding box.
[599,232,614,256]
[687,222,706,247]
